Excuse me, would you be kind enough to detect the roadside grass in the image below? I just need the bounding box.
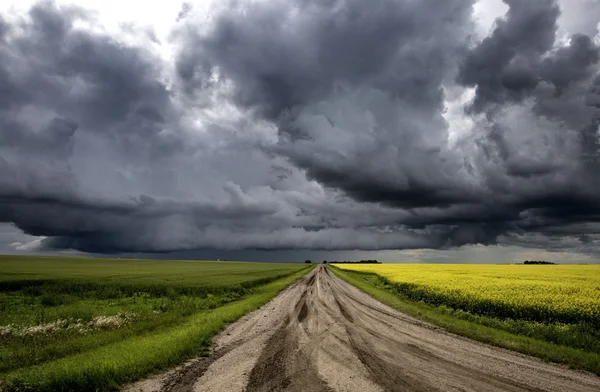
[0,292,245,373]
[0,256,312,391]
[329,265,600,376]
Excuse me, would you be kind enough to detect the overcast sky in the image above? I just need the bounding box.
[0,0,599,263]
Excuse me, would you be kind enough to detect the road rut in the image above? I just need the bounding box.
[124,265,600,392]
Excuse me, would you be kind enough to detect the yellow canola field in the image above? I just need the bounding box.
[335,264,600,325]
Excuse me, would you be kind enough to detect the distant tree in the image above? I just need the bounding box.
[330,259,380,264]
[323,260,327,264]
[305,260,312,264]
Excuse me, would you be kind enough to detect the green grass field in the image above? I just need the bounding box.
[0,255,311,391]
[330,264,600,376]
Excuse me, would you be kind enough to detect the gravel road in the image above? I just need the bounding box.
[124,265,600,392]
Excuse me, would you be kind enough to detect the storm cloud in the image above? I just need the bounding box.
[1,0,600,257]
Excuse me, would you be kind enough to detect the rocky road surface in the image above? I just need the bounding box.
[124,265,600,392]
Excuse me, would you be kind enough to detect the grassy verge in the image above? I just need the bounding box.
[1,266,313,392]
[329,265,600,376]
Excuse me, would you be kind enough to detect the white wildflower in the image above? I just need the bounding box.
[1,313,137,338]
[0,324,16,337]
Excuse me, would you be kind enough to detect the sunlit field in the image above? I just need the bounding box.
[334,264,600,363]
[335,264,600,325]
[0,255,310,391]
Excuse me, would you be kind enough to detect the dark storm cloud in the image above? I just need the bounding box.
[177,0,487,212]
[541,34,600,91]
[458,0,561,110]
[174,0,600,250]
[454,0,600,240]
[178,0,473,118]
[0,2,181,189]
[1,0,600,256]
[0,15,7,40]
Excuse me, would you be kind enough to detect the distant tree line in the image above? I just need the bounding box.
[523,260,555,265]
[328,260,380,264]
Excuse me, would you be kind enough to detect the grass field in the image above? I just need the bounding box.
[0,255,311,391]
[331,264,600,374]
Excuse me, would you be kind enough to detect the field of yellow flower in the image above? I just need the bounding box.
[335,264,600,326]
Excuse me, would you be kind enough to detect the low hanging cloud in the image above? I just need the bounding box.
[1,0,600,255]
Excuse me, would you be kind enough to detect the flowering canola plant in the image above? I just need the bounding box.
[335,264,600,326]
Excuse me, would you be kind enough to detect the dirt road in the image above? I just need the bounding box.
[124,266,600,392]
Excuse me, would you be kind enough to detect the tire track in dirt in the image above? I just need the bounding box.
[124,266,600,392]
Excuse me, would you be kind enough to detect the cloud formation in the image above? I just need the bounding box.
[1,0,600,256]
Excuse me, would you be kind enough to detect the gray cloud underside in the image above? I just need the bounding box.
[1,0,600,254]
